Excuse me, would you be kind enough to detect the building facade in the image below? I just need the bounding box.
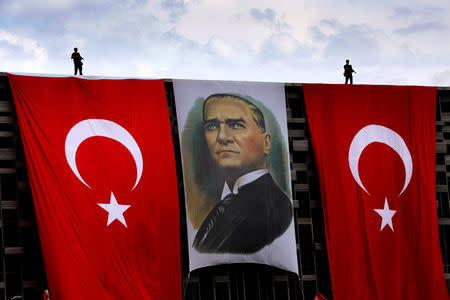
[0,73,449,299]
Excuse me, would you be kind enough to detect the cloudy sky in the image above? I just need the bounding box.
[1,0,449,85]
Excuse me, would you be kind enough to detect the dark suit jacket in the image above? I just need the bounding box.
[193,173,293,254]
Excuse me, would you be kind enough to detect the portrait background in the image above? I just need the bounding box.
[173,80,298,274]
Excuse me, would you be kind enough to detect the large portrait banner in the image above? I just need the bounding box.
[173,80,298,274]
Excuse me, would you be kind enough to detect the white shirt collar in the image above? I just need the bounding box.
[220,169,269,200]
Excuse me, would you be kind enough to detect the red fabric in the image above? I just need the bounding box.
[304,84,449,300]
[314,292,327,300]
[9,74,181,300]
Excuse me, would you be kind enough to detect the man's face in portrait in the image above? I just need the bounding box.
[203,95,270,176]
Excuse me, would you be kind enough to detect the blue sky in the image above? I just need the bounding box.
[1,0,449,85]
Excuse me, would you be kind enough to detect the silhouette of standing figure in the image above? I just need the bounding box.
[71,48,84,75]
[344,59,356,84]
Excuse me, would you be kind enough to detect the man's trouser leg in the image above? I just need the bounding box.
[75,64,82,75]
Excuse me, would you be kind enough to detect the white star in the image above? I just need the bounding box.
[98,192,131,227]
[374,198,397,232]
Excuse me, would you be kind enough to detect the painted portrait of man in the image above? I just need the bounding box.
[173,80,297,274]
[193,94,293,253]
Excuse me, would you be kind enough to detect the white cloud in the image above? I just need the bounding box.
[433,70,450,86]
[270,33,299,54]
[1,0,114,15]
[0,30,48,72]
[5,0,74,14]
[207,36,235,58]
[0,0,450,85]
[258,32,310,63]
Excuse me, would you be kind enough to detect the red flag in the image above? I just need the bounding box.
[304,84,449,300]
[9,74,181,299]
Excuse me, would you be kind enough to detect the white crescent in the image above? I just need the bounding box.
[348,124,412,195]
[65,119,143,190]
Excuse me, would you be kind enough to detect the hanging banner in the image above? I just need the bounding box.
[173,80,297,274]
[9,74,181,299]
[304,84,449,299]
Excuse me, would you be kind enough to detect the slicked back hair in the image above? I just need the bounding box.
[202,94,266,133]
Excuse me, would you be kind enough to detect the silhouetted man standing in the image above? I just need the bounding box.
[344,59,356,84]
[71,48,84,75]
